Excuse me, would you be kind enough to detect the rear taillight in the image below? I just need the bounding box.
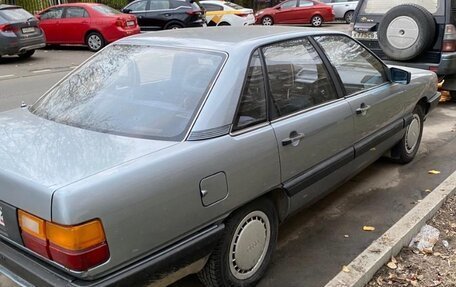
[0,24,18,33]
[235,12,250,17]
[18,210,109,271]
[186,10,201,16]
[115,18,126,28]
[443,24,456,52]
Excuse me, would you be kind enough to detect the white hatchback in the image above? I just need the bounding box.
[320,0,358,23]
[200,1,255,26]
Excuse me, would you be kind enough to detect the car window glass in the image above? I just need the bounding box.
[224,2,244,9]
[360,0,443,15]
[92,4,122,15]
[127,0,148,11]
[262,38,338,118]
[315,35,388,95]
[40,8,64,20]
[30,45,226,141]
[234,50,267,130]
[0,15,6,24]
[281,0,297,9]
[0,8,33,21]
[150,0,171,10]
[65,7,88,18]
[299,1,313,7]
[170,0,192,8]
[201,3,223,11]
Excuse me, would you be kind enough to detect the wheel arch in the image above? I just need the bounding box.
[417,96,431,115]
[84,29,103,43]
[164,20,185,29]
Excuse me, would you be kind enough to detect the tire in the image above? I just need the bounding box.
[218,22,230,26]
[311,15,323,27]
[198,198,278,287]
[164,22,184,29]
[261,16,273,26]
[344,10,354,24]
[391,105,424,164]
[18,50,35,59]
[450,91,456,102]
[85,32,105,52]
[378,4,435,61]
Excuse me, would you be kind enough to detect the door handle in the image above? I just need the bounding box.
[81,21,88,24]
[282,132,305,146]
[356,103,371,116]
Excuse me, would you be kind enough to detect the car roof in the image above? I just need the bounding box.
[118,26,345,53]
[0,4,21,10]
[49,3,104,8]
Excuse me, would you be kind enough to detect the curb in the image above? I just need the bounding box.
[325,170,456,287]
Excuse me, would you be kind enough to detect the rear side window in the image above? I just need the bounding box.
[224,2,244,9]
[40,8,64,20]
[359,0,444,15]
[127,0,148,11]
[201,3,224,11]
[234,50,267,130]
[281,0,297,9]
[299,1,314,7]
[0,8,33,21]
[150,0,171,10]
[92,4,121,15]
[315,35,388,95]
[262,38,338,117]
[65,7,89,18]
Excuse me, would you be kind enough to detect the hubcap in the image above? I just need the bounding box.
[88,35,102,51]
[312,16,322,26]
[229,211,271,280]
[262,17,272,25]
[386,16,419,49]
[346,12,353,23]
[405,114,420,153]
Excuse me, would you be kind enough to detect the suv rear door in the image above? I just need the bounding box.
[124,0,150,30]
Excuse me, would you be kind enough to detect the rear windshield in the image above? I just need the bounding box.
[30,45,226,141]
[359,0,445,15]
[0,8,34,21]
[92,4,122,15]
[224,2,244,9]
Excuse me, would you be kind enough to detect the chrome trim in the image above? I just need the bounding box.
[343,82,391,98]
[0,265,32,287]
[19,43,45,52]
[230,122,270,136]
[188,125,231,141]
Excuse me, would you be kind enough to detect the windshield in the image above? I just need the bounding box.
[92,4,122,15]
[0,8,34,21]
[30,45,226,141]
[359,0,444,15]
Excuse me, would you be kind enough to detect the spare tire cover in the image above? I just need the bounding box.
[378,4,435,61]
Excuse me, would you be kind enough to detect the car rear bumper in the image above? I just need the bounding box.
[426,92,441,118]
[104,27,141,43]
[0,33,46,56]
[383,52,456,77]
[0,224,224,287]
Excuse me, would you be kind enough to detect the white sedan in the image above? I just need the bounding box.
[200,1,255,26]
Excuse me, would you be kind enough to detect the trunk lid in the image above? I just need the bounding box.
[0,108,177,220]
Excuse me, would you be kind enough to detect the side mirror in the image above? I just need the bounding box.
[276,6,281,9]
[390,67,411,85]
[122,8,131,13]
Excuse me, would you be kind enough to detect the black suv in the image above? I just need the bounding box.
[351,0,456,100]
[121,0,205,30]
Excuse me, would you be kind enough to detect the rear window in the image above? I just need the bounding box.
[359,0,444,15]
[92,4,121,15]
[224,2,244,9]
[0,8,34,21]
[30,45,226,141]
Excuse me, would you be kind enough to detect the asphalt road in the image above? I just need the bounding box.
[1,24,456,287]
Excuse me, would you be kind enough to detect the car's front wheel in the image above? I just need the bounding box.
[344,10,354,23]
[311,15,323,27]
[391,105,424,164]
[86,32,105,52]
[261,16,274,26]
[198,198,278,287]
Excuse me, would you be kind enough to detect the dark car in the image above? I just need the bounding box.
[351,0,456,101]
[0,5,45,59]
[121,0,206,30]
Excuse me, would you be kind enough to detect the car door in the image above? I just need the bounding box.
[59,6,90,44]
[264,38,354,200]
[38,7,64,43]
[293,0,316,23]
[273,0,299,24]
[314,35,406,155]
[145,0,175,29]
[124,0,150,30]
[330,0,348,18]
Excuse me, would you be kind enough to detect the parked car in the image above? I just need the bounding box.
[0,27,440,287]
[320,0,358,23]
[0,4,45,59]
[255,0,335,27]
[200,1,255,26]
[37,3,140,52]
[351,0,456,101]
[121,0,206,30]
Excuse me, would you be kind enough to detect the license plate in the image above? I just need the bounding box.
[21,27,35,34]
[127,20,135,27]
[352,31,378,40]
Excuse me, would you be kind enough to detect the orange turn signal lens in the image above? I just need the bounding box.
[18,210,46,240]
[46,220,106,251]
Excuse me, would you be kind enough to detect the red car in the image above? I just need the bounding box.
[37,3,140,52]
[255,0,334,27]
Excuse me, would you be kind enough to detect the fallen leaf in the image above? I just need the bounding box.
[387,261,397,270]
[342,265,350,273]
[391,256,397,264]
[428,170,441,175]
[344,234,349,238]
[376,276,384,285]
[425,189,432,192]
[363,226,376,231]
[410,279,418,286]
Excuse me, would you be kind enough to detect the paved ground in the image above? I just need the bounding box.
[2,24,456,287]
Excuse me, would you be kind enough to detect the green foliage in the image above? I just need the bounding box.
[0,0,129,12]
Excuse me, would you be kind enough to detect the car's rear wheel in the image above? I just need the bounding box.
[18,50,35,59]
[165,22,184,29]
[391,105,424,164]
[218,22,230,26]
[86,32,105,52]
[311,15,323,27]
[261,16,273,26]
[344,10,354,23]
[198,198,278,287]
